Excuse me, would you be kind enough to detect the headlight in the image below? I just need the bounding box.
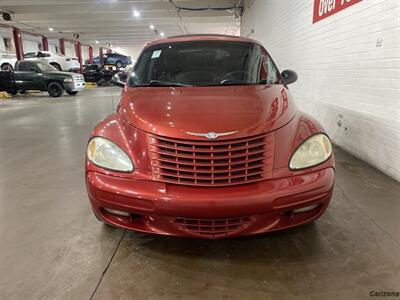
[64,77,73,83]
[289,134,332,170]
[87,137,133,172]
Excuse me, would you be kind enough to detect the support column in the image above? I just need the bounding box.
[42,36,49,51]
[59,38,65,55]
[99,47,104,66]
[88,46,93,64]
[13,28,24,61]
[75,42,83,73]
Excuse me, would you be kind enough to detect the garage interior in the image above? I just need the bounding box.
[0,0,399,299]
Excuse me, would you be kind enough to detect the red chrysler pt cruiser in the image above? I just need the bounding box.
[86,34,334,239]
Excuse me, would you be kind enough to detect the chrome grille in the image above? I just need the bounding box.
[148,132,274,187]
[73,74,85,82]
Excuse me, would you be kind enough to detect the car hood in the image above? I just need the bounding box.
[118,85,296,140]
[47,71,76,77]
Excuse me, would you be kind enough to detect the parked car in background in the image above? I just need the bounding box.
[86,34,335,239]
[0,52,17,71]
[24,51,80,72]
[0,60,85,97]
[123,64,134,72]
[83,64,103,83]
[111,64,133,86]
[83,64,119,85]
[93,52,132,68]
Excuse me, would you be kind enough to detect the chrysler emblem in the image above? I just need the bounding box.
[186,131,238,140]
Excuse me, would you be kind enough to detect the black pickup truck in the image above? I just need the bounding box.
[0,61,85,97]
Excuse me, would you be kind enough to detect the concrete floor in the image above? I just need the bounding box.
[0,87,399,300]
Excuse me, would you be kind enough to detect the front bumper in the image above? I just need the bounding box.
[87,167,335,239]
[64,81,85,92]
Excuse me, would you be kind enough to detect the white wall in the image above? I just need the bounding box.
[81,45,89,63]
[111,45,145,61]
[22,34,41,52]
[48,39,59,54]
[0,27,14,53]
[64,42,75,58]
[242,0,400,181]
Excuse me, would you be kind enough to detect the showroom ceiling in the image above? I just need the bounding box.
[0,0,242,47]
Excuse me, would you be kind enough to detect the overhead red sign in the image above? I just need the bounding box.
[313,0,362,23]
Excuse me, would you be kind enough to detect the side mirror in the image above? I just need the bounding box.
[111,73,125,88]
[281,70,298,85]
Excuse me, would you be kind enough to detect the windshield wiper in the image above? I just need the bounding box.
[147,80,192,87]
[219,79,244,85]
[203,80,254,86]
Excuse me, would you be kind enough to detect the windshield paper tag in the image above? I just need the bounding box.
[151,50,162,59]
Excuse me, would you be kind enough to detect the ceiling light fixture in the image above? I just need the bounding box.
[160,32,165,37]
[133,10,140,17]
[48,27,54,31]
[95,40,99,44]
[150,24,155,30]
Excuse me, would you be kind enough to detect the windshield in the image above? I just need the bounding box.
[37,62,57,72]
[129,41,276,87]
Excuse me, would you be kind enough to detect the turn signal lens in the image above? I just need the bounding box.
[87,137,133,172]
[289,134,332,170]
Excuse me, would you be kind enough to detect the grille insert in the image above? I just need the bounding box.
[174,216,253,237]
[148,132,274,187]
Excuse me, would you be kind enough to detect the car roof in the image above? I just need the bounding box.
[144,34,263,49]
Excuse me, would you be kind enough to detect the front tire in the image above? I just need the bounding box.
[116,60,123,68]
[1,63,12,71]
[66,91,78,96]
[47,82,64,97]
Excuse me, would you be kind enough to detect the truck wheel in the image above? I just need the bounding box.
[66,91,78,96]
[19,90,26,94]
[1,63,12,71]
[47,82,64,97]
[7,90,17,96]
[116,61,123,68]
[50,63,62,71]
